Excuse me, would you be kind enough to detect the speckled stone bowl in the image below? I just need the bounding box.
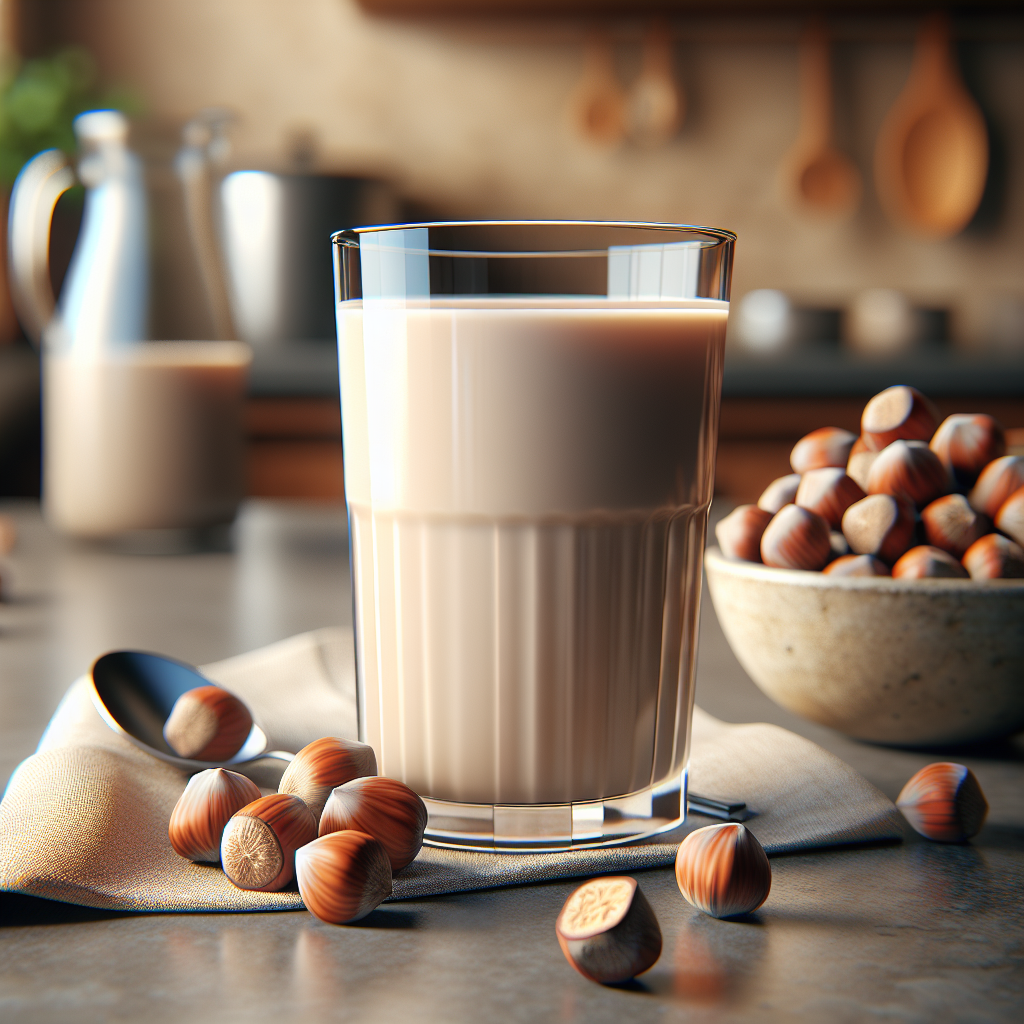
[704,546,1024,747]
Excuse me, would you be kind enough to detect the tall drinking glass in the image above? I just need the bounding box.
[333,222,734,851]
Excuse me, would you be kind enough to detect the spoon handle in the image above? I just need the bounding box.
[798,18,833,149]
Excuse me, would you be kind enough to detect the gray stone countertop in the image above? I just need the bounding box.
[0,500,1021,1024]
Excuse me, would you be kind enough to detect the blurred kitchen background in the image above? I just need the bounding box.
[0,0,1021,506]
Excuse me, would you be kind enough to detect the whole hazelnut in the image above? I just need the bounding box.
[860,385,941,451]
[795,467,866,529]
[929,414,1006,490]
[790,426,857,474]
[892,545,970,579]
[994,485,1024,548]
[757,474,801,515]
[163,685,253,762]
[823,554,890,577]
[715,505,773,562]
[319,776,427,871]
[920,493,992,559]
[760,504,832,571]
[278,736,378,823]
[969,456,1024,518]
[866,440,949,509]
[295,830,393,925]
[675,823,771,919]
[168,767,261,862]
[221,793,317,892]
[555,876,662,985]
[841,494,916,565]
[896,763,988,842]
[962,533,1024,580]
[846,439,879,492]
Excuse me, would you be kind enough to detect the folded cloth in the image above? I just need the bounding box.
[0,629,903,912]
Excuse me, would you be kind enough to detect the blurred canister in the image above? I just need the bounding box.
[44,342,250,537]
[219,172,398,346]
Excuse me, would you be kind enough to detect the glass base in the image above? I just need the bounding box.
[421,768,687,853]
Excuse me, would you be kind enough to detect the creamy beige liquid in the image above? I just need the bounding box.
[45,342,250,537]
[339,299,727,805]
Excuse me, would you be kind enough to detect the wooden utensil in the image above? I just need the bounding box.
[783,19,861,217]
[628,20,684,148]
[874,14,988,239]
[571,30,627,148]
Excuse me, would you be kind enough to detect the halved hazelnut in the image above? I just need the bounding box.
[555,876,662,984]
[221,793,317,892]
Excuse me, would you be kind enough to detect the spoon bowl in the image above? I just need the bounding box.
[874,14,988,238]
[90,650,293,771]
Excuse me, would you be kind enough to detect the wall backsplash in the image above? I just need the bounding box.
[33,0,1024,346]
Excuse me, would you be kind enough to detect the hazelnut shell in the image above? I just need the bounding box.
[920,493,991,559]
[278,736,378,823]
[841,494,916,565]
[760,504,832,571]
[969,456,1024,519]
[929,414,1006,489]
[715,505,772,562]
[896,763,988,842]
[168,767,261,862]
[221,793,317,892]
[822,554,890,577]
[866,440,950,509]
[556,876,662,984]
[790,426,857,474]
[163,685,253,762]
[994,485,1024,548]
[962,533,1024,580]
[675,823,771,919]
[892,545,970,579]
[860,385,941,451]
[757,474,801,515]
[319,776,428,871]
[296,830,393,924]
[795,467,865,529]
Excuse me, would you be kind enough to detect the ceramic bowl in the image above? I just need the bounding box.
[704,546,1024,747]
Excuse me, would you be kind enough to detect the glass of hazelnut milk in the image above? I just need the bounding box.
[333,222,734,851]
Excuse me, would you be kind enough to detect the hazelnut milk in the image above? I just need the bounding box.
[339,298,727,806]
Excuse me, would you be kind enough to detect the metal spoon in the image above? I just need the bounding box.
[89,650,294,772]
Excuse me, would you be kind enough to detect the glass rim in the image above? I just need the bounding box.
[331,220,737,256]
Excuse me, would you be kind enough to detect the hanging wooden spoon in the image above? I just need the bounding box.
[571,30,628,148]
[874,14,988,239]
[628,20,684,148]
[782,19,861,217]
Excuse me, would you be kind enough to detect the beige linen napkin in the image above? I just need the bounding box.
[0,629,903,912]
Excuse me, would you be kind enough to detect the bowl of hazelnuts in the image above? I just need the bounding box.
[706,384,1024,747]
